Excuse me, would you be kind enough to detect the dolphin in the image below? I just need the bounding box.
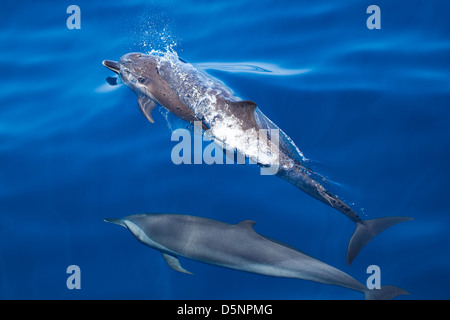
[102,52,412,264]
[105,213,408,300]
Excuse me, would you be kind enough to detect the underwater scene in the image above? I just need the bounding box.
[0,0,449,300]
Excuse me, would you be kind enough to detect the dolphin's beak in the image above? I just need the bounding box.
[104,218,126,228]
[102,60,120,74]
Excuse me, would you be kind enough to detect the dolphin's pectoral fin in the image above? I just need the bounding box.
[138,95,157,123]
[227,100,258,131]
[161,253,193,275]
[106,76,119,86]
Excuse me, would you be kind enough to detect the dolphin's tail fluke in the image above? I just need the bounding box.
[364,285,409,300]
[347,216,413,265]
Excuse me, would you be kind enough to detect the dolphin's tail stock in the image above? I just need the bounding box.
[364,285,409,300]
[347,216,413,265]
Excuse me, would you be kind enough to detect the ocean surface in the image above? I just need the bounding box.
[1,0,449,300]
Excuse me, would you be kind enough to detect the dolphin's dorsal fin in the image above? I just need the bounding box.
[227,100,258,131]
[137,95,157,123]
[161,253,193,275]
[236,220,257,231]
[233,100,257,110]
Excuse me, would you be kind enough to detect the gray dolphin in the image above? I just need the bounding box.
[102,52,412,264]
[105,213,408,300]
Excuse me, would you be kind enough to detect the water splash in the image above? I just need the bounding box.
[133,20,179,54]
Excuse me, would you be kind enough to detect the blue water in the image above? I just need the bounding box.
[1,0,449,300]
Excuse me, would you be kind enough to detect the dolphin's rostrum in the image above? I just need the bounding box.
[102,52,412,264]
[105,213,408,300]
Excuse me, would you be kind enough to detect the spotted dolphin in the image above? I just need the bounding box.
[102,52,412,264]
[105,213,408,300]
